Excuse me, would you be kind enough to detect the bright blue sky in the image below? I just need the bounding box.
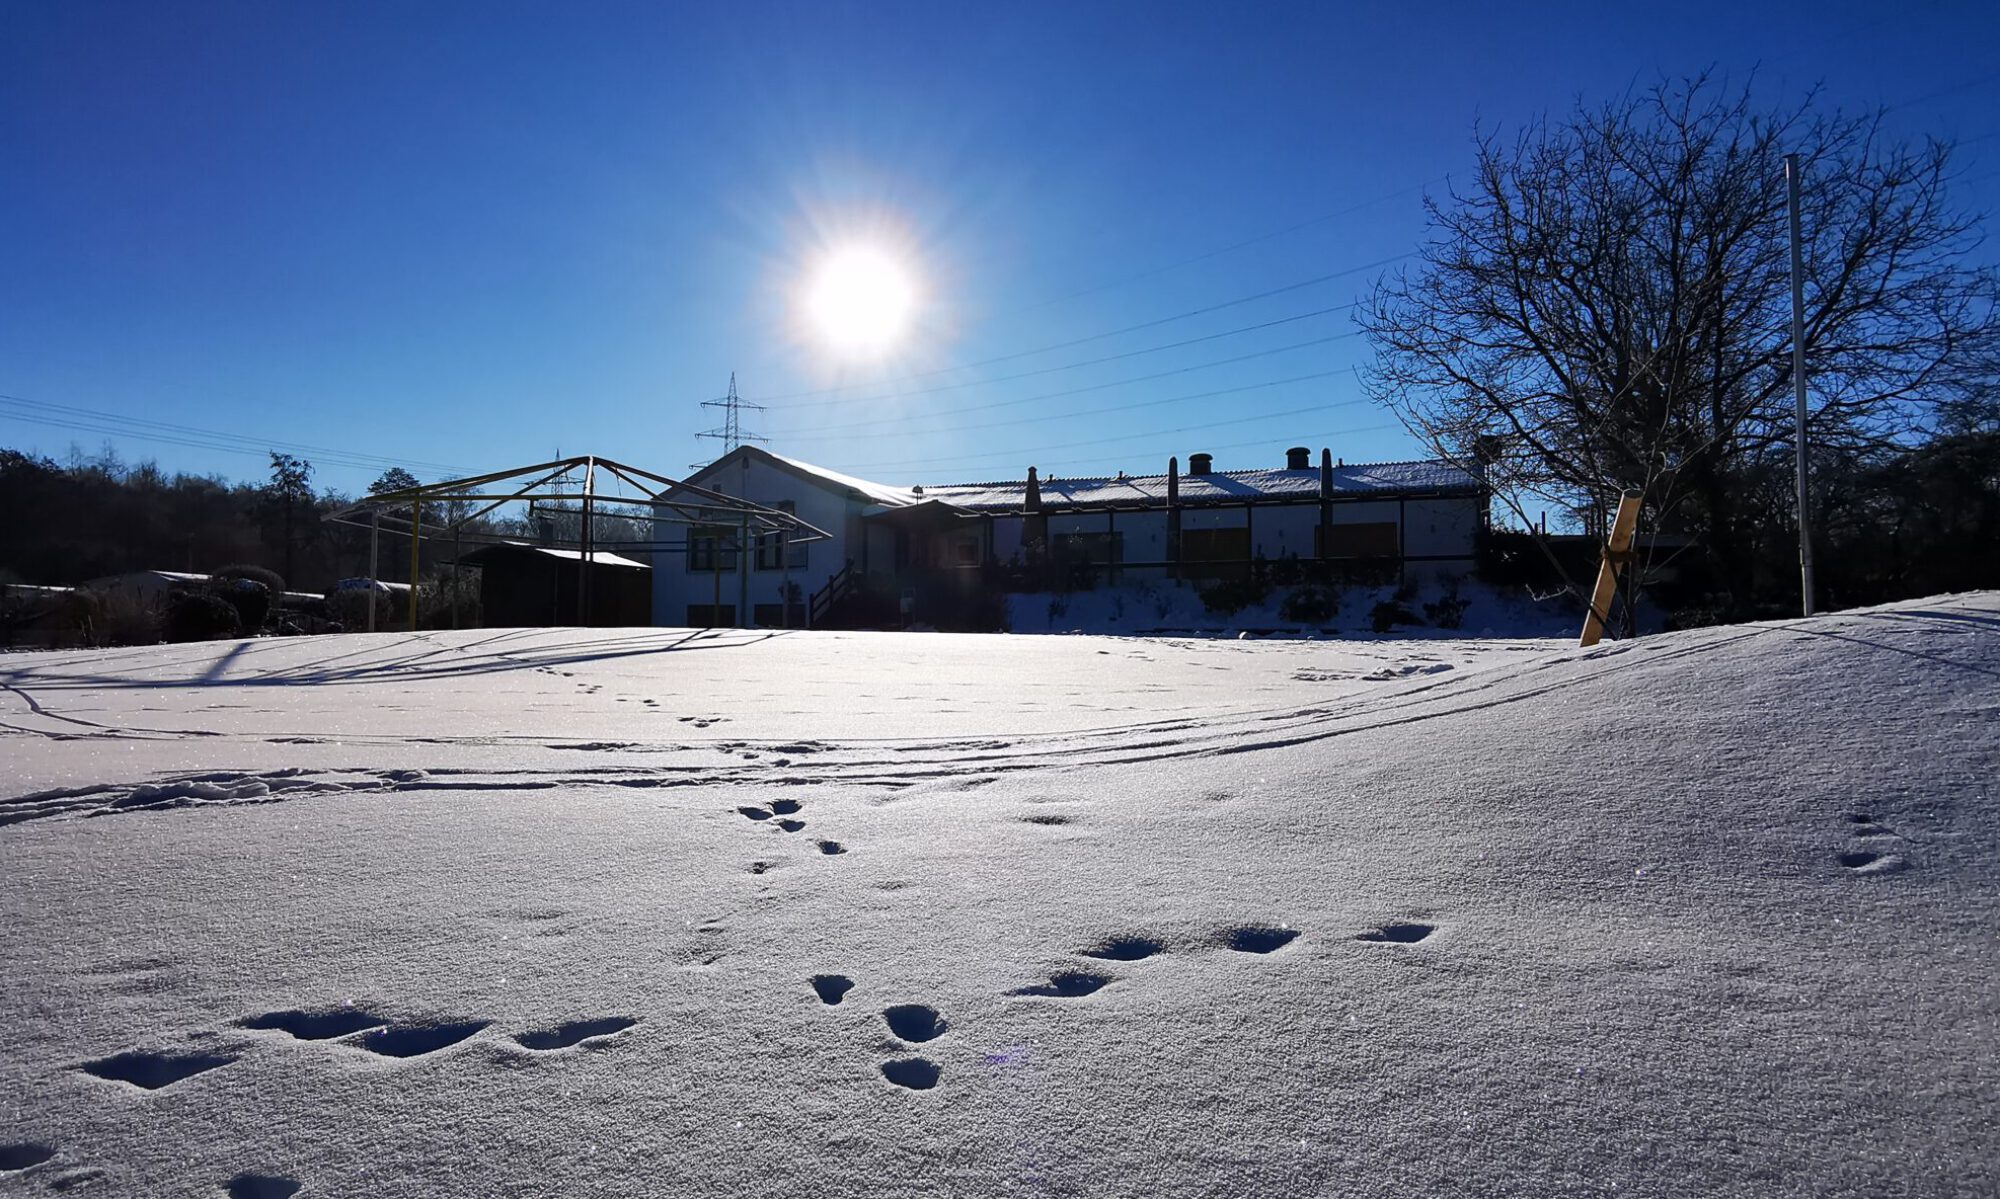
[4,1,1998,496]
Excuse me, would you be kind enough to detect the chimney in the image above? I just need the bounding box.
[1286,446,1310,470]
[1319,448,1333,499]
[1187,452,1213,476]
[1024,466,1041,512]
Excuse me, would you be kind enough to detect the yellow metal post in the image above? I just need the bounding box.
[408,498,421,632]
[1579,489,1643,648]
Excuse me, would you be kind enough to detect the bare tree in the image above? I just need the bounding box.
[1359,74,2000,606]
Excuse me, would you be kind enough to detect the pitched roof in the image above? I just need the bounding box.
[680,446,919,509]
[916,460,1482,512]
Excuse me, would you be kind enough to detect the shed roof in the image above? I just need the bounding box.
[461,544,651,570]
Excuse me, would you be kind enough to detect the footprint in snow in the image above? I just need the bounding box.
[351,1020,490,1058]
[1008,970,1110,998]
[1838,815,1908,873]
[810,975,854,1005]
[883,1004,948,1042]
[514,1017,637,1051]
[1837,850,1907,875]
[1080,936,1164,962]
[816,840,847,855]
[881,1058,941,1091]
[239,1007,388,1040]
[80,1050,236,1090]
[0,1143,56,1173]
[1355,922,1433,944]
[1224,925,1301,953]
[227,1174,303,1199]
[776,819,806,833]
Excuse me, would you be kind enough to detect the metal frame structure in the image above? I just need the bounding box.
[327,454,828,631]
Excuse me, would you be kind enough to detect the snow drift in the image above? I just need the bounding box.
[1,595,1995,1197]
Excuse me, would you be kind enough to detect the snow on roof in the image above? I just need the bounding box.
[917,460,1482,512]
[680,447,1476,515]
[758,448,921,508]
[465,545,650,570]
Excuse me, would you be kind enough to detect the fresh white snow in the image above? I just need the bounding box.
[1,595,1995,1197]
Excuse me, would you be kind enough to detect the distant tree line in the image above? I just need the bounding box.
[0,446,658,596]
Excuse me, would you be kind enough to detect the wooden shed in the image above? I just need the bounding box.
[461,545,652,627]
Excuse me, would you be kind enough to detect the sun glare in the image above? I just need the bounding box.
[804,245,917,355]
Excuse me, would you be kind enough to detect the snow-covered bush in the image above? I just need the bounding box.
[164,591,241,642]
[1370,599,1420,633]
[1279,584,1339,624]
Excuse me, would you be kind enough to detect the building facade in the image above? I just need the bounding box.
[653,445,1487,629]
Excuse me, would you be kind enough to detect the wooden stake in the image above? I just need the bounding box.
[1578,489,1643,648]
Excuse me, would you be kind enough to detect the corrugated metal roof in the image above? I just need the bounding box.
[915,460,1481,512]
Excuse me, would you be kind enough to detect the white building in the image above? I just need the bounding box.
[653,445,1487,629]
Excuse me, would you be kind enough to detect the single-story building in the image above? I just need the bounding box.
[653,445,1488,629]
[460,544,652,627]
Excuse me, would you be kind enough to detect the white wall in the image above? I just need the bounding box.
[652,455,870,628]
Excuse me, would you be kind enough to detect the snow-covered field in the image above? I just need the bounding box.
[2,596,1995,1197]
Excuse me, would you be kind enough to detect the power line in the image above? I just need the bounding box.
[827,397,1374,471]
[795,370,1346,444]
[1001,178,1446,317]
[0,391,476,478]
[766,300,1361,413]
[776,331,1364,437]
[835,420,1405,478]
[749,253,1409,405]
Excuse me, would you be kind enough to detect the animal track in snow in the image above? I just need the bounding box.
[80,1050,236,1090]
[811,975,854,1005]
[226,1174,302,1199]
[0,1144,56,1172]
[883,1004,948,1042]
[1225,925,1302,953]
[1020,813,1072,826]
[1355,922,1433,944]
[352,1020,489,1058]
[736,806,771,822]
[514,1017,637,1051]
[1080,936,1164,962]
[816,840,847,855]
[881,1058,941,1090]
[776,819,806,833]
[240,1007,388,1040]
[768,798,802,816]
[1009,970,1109,998]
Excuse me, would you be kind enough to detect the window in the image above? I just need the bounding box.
[685,604,736,627]
[1053,531,1121,567]
[1180,527,1249,563]
[687,526,738,573]
[755,501,809,571]
[1319,521,1399,558]
[951,534,981,566]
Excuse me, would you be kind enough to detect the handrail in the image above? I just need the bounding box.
[808,560,854,628]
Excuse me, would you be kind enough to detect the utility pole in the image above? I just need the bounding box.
[694,373,768,466]
[1785,153,1817,617]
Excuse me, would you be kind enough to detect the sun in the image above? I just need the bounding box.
[804,245,917,356]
